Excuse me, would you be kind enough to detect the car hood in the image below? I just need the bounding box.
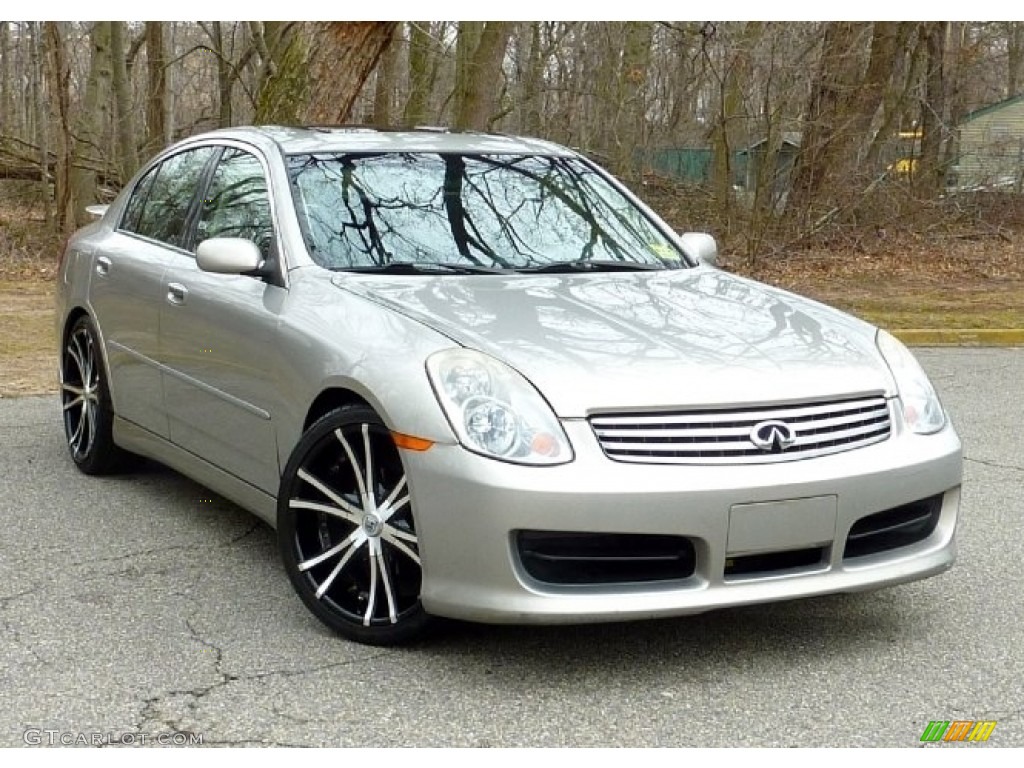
[332,268,893,417]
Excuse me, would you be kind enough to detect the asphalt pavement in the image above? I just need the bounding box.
[0,348,1021,747]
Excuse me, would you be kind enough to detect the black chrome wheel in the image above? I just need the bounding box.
[60,315,128,475]
[278,405,428,645]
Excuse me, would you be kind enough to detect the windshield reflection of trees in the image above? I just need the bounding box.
[289,153,677,269]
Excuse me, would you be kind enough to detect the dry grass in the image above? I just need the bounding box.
[0,280,56,397]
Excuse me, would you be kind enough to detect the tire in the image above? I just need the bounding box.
[59,315,131,475]
[278,405,430,645]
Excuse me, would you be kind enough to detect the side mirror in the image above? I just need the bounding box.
[196,238,264,276]
[85,204,109,221]
[678,232,719,267]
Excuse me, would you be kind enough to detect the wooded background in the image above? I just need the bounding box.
[2,20,1023,258]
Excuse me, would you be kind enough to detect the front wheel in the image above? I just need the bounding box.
[278,405,429,645]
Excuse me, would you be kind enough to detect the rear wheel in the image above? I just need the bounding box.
[59,315,130,475]
[278,405,429,645]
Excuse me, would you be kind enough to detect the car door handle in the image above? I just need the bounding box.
[166,283,188,305]
[95,256,112,277]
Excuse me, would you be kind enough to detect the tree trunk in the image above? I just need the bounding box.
[520,22,544,136]
[786,22,872,230]
[72,22,112,225]
[144,21,167,158]
[708,25,755,209]
[304,22,397,124]
[44,21,74,235]
[1007,22,1024,97]
[0,22,11,138]
[454,22,512,130]
[30,22,52,226]
[591,23,621,153]
[865,22,920,168]
[371,24,398,125]
[402,22,435,125]
[613,21,653,178]
[254,21,308,124]
[110,21,138,183]
[212,21,233,127]
[452,22,481,127]
[917,22,947,197]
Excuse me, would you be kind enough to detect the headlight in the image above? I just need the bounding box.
[427,349,573,465]
[876,329,946,434]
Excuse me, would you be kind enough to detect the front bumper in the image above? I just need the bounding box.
[402,419,962,624]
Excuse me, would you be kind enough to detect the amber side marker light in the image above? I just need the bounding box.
[391,431,435,451]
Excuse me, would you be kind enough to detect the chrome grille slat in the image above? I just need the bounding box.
[590,397,889,427]
[591,395,893,464]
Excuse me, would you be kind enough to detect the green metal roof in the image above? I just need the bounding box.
[960,94,1024,124]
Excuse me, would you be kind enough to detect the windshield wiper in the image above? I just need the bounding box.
[515,259,666,274]
[337,262,509,275]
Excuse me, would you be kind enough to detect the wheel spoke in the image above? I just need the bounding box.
[381,529,420,565]
[335,428,370,509]
[380,474,407,511]
[84,400,96,452]
[379,493,410,523]
[61,383,85,397]
[383,523,417,545]
[67,340,85,383]
[289,497,361,526]
[81,333,95,387]
[363,544,378,626]
[299,527,364,572]
[373,539,398,624]
[314,535,366,599]
[68,408,85,450]
[362,423,374,506]
[62,395,84,411]
[296,467,366,518]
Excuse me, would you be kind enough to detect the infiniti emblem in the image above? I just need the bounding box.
[750,420,796,452]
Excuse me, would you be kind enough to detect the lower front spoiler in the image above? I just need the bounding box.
[422,534,957,625]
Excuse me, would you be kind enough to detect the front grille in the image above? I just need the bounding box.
[725,546,827,578]
[844,494,943,559]
[590,395,892,464]
[516,531,697,585]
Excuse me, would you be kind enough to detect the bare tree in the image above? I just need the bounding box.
[44,21,74,234]
[1007,22,1024,97]
[454,22,513,130]
[144,21,167,158]
[917,22,948,197]
[110,21,138,182]
[403,22,441,126]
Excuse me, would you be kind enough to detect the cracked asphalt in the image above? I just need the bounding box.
[1,348,1021,747]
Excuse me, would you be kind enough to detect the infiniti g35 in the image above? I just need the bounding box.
[55,126,962,645]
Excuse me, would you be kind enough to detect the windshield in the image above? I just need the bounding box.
[286,152,690,272]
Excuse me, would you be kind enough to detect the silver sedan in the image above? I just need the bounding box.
[55,127,962,645]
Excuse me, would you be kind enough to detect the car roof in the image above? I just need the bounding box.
[195,125,577,157]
